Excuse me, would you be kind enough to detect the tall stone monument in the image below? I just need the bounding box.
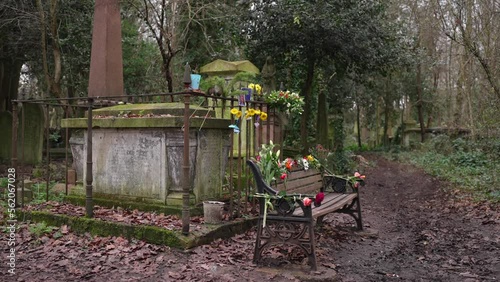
[88,0,124,97]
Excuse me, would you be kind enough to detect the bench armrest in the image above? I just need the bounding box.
[247,160,279,195]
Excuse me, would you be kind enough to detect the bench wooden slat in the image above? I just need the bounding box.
[275,171,323,193]
[311,193,358,218]
[285,182,324,195]
[277,176,322,191]
[292,193,357,217]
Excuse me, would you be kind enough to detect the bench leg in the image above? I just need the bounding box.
[253,217,264,264]
[253,217,318,271]
[307,219,318,271]
[355,197,363,230]
[316,215,325,226]
[336,198,363,230]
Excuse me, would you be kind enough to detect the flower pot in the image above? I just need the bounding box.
[203,201,225,224]
[190,74,201,90]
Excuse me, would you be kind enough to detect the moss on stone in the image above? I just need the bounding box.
[63,194,203,216]
[18,210,189,248]
[61,116,231,129]
[16,209,257,250]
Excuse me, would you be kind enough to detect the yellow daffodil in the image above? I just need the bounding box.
[307,155,314,161]
[254,109,261,115]
[260,112,268,121]
[248,108,256,116]
[249,83,262,95]
[231,108,242,118]
[255,84,262,94]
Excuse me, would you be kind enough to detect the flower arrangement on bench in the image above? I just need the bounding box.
[247,143,367,270]
[250,142,367,226]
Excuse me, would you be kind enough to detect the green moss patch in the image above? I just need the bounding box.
[18,211,189,248]
[17,210,257,249]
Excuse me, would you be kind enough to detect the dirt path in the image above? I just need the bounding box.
[2,154,498,281]
[327,154,499,281]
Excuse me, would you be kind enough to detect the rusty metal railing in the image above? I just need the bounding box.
[10,91,279,234]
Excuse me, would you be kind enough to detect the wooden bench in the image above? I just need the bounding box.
[247,159,363,270]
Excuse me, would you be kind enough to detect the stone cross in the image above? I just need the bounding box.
[88,0,124,97]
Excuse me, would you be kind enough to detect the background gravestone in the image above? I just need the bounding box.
[18,104,45,164]
[0,112,13,162]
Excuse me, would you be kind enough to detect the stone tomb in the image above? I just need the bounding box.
[62,103,231,205]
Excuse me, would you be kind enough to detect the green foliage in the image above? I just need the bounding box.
[31,182,65,204]
[121,18,165,94]
[345,144,371,152]
[308,144,357,175]
[29,222,57,238]
[0,178,7,188]
[227,72,257,96]
[395,136,499,202]
[200,76,227,96]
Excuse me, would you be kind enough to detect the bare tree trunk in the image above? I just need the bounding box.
[416,63,425,142]
[139,0,181,98]
[36,0,63,99]
[300,58,315,154]
[464,0,475,138]
[356,103,361,149]
[316,91,328,148]
[382,77,391,146]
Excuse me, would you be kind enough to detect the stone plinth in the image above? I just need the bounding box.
[62,103,231,205]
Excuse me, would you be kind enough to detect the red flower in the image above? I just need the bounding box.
[354,182,360,189]
[314,192,325,206]
[280,173,287,180]
[354,172,361,178]
[360,175,366,180]
[303,197,312,206]
[256,155,261,162]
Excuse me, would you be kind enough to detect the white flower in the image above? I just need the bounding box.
[301,159,309,170]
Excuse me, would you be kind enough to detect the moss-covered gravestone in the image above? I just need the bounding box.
[62,103,232,205]
[19,104,44,164]
[0,104,44,164]
[0,112,12,162]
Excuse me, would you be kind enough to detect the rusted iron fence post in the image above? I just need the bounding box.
[182,93,191,235]
[11,103,18,207]
[45,104,50,202]
[85,98,94,218]
[20,103,25,207]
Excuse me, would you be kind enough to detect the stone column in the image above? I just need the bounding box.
[88,0,124,97]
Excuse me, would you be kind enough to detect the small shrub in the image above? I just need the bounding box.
[31,182,64,204]
[428,135,454,155]
[452,150,487,168]
[29,222,56,237]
